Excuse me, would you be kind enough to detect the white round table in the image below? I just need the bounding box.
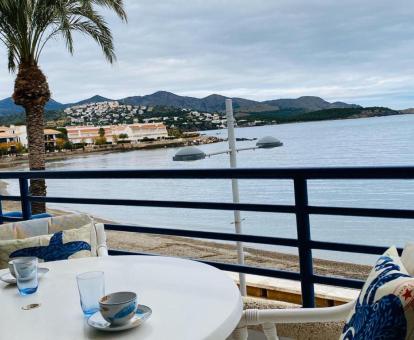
[0,256,243,340]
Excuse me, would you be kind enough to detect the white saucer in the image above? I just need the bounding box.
[0,267,49,284]
[87,305,152,332]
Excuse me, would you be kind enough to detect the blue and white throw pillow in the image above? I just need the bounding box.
[340,247,414,340]
[0,224,93,269]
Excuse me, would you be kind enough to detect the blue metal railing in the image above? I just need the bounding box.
[0,166,413,308]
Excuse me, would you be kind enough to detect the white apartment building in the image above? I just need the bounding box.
[0,125,61,148]
[66,123,169,145]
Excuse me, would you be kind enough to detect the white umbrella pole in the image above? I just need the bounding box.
[225,98,247,296]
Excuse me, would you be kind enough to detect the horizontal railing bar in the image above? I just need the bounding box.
[109,250,154,256]
[104,223,299,247]
[0,166,412,180]
[312,274,364,289]
[0,195,23,202]
[105,224,407,259]
[105,223,407,259]
[108,249,302,280]
[308,205,414,219]
[106,224,405,255]
[29,196,296,213]
[311,240,404,255]
[109,250,364,289]
[27,195,414,219]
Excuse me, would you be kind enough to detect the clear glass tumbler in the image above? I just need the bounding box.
[76,271,105,317]
[13,257,38,296]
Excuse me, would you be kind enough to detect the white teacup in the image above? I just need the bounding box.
[99,292,137,326]
[8,257,38,278]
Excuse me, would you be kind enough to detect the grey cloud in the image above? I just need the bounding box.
[1,0,414,108]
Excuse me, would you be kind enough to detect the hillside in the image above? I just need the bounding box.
[0,91,360,116]
[119,92,357,113]
[0,95,112,116]
[66,95,113,107]
[239,107,405,125]
[263,96,360,111]
[0,97,64,115]
[0,110,66,126]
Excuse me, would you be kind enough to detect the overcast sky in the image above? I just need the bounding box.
[1,0,414,108]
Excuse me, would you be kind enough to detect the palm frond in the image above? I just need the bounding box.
[0,0,127,71]
[7,43,17,71]
[86,0,127,22]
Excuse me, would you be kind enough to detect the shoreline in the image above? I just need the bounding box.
[0,135,222,169]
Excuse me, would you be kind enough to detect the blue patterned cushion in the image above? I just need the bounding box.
[0,225,93,268]
[10,231,91,261]
[340,247,414,340]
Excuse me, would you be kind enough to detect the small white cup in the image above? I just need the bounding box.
[99,292,137,325]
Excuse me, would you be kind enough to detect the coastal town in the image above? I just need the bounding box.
[64,100,233,130]
[64,101,151,125]
[0,118,224,164]
[0,122,169,149]
[0,100,232,158]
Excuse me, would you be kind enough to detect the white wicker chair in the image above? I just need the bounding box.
[230,301,354,340]
[230,243,414,340]
[92,222,109,257]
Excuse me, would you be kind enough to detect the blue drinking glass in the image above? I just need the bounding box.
[12,257,39,296]
[76,271,105,317]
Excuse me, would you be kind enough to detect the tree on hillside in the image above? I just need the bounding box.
[0,0,127,213]
[98,127,106,138]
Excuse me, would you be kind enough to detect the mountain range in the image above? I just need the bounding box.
[0,91,361,116]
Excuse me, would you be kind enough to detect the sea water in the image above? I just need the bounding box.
[4,114,414,264]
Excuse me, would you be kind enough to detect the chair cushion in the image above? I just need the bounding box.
[49,213,93,233]
[0,218,50,240]
[0,224,94,269]
[402,242,414,276]
[49,214,98,256]
[340,247,414,340]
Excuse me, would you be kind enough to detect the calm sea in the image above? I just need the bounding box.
[5,114,414,264]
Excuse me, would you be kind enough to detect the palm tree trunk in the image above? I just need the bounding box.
[13,62,50,215]
[26,103,47,214]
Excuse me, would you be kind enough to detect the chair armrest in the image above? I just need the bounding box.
[239,301,355,327]
[94,223,108,257]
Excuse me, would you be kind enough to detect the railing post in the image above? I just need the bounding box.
[19,178,32,220]
[294,177,315,308]
[0,198,3,224]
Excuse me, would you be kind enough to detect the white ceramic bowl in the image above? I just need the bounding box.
[99,292,137,326]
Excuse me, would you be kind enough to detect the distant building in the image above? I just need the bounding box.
[0,125,61,149]
[66,123,169,145]
[44,129,62,149]
[0,132,19,144]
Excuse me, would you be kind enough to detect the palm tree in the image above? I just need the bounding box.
[0,0,126,213]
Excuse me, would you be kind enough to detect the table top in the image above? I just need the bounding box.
[0,256,243,340]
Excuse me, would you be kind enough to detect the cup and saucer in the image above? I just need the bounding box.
[0,258,49,284]
[87,292,152,332]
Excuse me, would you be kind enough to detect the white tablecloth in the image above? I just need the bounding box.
[0,255,243,340]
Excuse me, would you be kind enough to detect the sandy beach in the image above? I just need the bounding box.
[0,179,371,282]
